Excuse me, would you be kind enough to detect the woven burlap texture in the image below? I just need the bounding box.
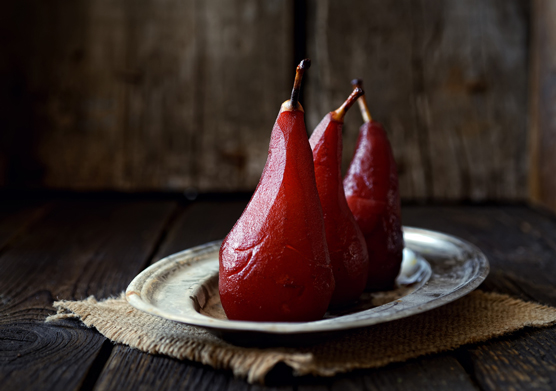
[46,290,556,384]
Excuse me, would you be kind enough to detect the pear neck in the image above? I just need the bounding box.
[280,100,304,113]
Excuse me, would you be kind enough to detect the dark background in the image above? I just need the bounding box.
[1,0,554,210]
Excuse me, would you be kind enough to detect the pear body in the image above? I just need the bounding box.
[219,109,335,322]
[309,113,369,306]
[343,120,403,291]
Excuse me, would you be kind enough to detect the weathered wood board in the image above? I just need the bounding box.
[0,199,176,390]
[529,0,556,212]
[1,197,556,390]
[306,0,529,201]
[0,0,538,203]
[1,0,293,192]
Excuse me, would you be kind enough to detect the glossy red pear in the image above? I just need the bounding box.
[309,88,369,306]
[219,59,335,322]
[343,79,404,291]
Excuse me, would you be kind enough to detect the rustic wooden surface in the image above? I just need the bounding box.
[1,0,537,202]
[1,0,292,192]
[1,194,556,390]
[0,198,176,390]
[529,0,556,213]
[306,0,529,201]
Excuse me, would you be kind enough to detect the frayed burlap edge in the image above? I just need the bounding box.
[46,291,556,384]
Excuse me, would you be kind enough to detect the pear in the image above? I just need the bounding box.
[219,59,335,322]
[343,79,404,291]
[309,88,369,306]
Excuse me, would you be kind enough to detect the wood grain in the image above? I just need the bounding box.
[0,199,176,390]
[1,0,292,192]
[0,199,48,250]
[403,206,556,391]
[93,201,250,391]
[2,1,534,201]
[305,0,529,201]
[529,0,556,212]
[94,346,292,391]
[465,327,556,391]
[151,200,248,261]
[295,355,478,391]
[2,199,556,390]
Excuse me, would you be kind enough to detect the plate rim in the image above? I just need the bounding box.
[126,226,489,335]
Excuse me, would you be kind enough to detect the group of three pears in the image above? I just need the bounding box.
[219,60,403,322]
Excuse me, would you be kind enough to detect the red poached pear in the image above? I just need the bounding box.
[219,59,335,322]
[309,88,369,306]
[343,79,404,291]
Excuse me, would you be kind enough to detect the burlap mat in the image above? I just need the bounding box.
[46,291,556,384]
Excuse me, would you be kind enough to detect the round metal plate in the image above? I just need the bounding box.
[126,227,489,341]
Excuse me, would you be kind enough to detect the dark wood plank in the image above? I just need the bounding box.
[0,200,48,250]
[360,355,478,391]
[404,205,556,391]
[460,207,556,391]
[94,347,291,391]
[295,355,477,391]
[0,199,177,391]
[152,200,248,261]
[529,0,556,213]
[2,0,292,192]
[462,327,556,391]
[485,207,556,305]
[124,0,294,192]
[93,201,254,391]
[306,0,529,201]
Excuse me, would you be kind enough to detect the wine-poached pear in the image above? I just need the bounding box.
[219,59,335,322]
[309,88,369,306]
[343,79,404,291]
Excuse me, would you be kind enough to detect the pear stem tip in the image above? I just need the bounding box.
[299,58,311,70]
[289,58,311,110]
[351,79,372,123]
[332,87,365,122]
[351,79,364,89]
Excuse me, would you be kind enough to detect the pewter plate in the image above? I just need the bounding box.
[126,227,488,343]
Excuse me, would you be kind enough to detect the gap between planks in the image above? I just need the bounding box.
[75,201,186,391]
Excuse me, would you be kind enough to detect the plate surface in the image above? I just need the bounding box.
[126,227,489,341]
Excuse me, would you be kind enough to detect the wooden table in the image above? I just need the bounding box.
[1,193,556,391]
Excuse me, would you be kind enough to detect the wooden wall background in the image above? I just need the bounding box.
[306,0,528,201]
[1,0,553,207]
[529,0,556,212]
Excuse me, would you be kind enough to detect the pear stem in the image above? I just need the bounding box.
[289,59,311,109]
[351,79,372,123]
[331,88,365,122]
